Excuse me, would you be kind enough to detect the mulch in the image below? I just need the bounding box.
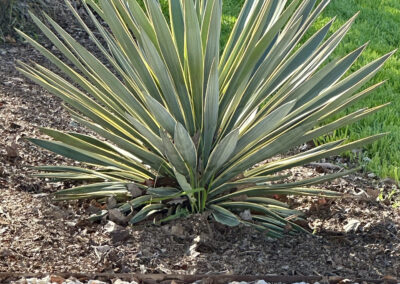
[0,8,399,284]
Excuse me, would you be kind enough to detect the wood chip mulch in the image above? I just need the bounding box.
[0,13,399,283]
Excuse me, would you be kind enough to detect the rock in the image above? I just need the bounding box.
[254,280,270,284]
[104,220,122,233]
[65,221,77,227]
[113,280,138,284]
[239,209,252,221]
[107,196,118,209]
[108,209,127,225]
[367,173,377,178]
[170,224,185,236]
[5,142,19,158]
[139,264,147,274]
[186,236,201,257]
[110,229,130,244]
[127,183,142,197]
[344,219,361,233]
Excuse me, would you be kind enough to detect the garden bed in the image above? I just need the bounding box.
[0,39,399,282]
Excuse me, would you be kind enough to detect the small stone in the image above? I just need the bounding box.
[108,209,127,225]
[113,280,138,284]
[65,221,77,227]
[239,209,252,221]
[5,142,19,158]
[104,220,122,233]
[367,173,376,178]
[170,224,185,236]
[255,281,270,284]
[140,264,147,274]
[127,183,142,197]
[110,229,130,244]
[344,219,361,233]
[107,196,118,209]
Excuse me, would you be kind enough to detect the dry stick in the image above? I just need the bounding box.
[0,272,397,284]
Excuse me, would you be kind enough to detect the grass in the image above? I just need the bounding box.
[221,0,400,183]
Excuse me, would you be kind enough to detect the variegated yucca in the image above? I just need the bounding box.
[18,0,393,237]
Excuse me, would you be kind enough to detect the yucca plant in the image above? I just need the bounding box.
[17,0,394,238]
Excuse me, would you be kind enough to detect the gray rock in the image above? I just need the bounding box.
[87,280,107,284]
[344,219,361,233]
[110,229,130,244]
[113,279,138,284]
[108,209,128,225]
[254,281,270,284]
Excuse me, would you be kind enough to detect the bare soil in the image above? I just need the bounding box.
[0,16,399,282]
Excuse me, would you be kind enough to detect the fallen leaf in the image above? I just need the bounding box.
[365,188,380,201]
[50,275,65,284]
[93,245,110,260]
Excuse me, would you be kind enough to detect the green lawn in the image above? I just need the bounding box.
[221,0,400,182]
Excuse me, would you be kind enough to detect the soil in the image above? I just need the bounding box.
[0,8,399,283]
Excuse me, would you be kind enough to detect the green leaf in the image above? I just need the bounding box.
[147,187,181,197]
[160,129,188,175]
[174,169,192,193]
[183,0,204,129]
[209,204,240,227]
[203,129,239,183]
[146,96,176,135]
[174,122,197,171]
[129,204,165,224]
[203,60,219,163]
